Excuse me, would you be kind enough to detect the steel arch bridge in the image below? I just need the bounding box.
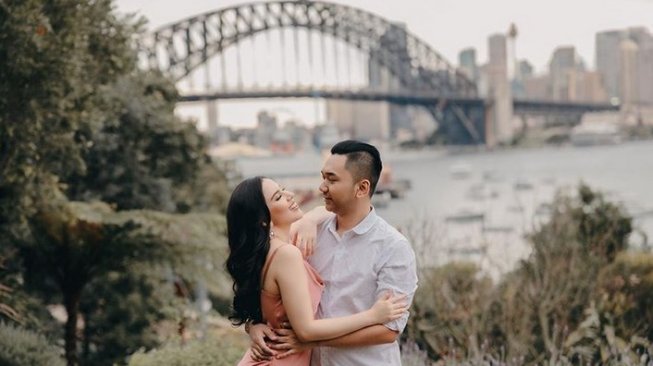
[136,0,489,144]
[135,1,500,144]
[139,0,476,95]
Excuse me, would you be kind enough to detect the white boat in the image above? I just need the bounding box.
[482,225,514,233]
[466,183,499,200]
[372,191,391,208]
[570,121,623,146]
[450,163,472,179]
[445,209,485,223]
[513,179,534,191]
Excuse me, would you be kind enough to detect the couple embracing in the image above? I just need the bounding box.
[226,140,418,365]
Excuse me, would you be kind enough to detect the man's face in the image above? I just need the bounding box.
[319,154,357,213]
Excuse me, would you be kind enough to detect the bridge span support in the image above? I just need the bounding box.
[206,99,219,133]
[428,100,487,145]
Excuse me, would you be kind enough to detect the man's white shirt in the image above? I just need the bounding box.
[308,208,418,366]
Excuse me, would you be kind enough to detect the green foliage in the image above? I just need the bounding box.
[0,1,234,364]
[74,208,233,364]
[0,322,65,366]
[127,335,246,366]
[21,199,228,365]
[0,0,141,237]
[65,73,228,214]
[596,252,653,341]
[409,262,494,360]
[78,269,180,365]
[0,3,146,359]
[489,184,634,361]
[560,303,653,365]
[407,184,639,364]
[573,184,633,261]
[400,339,432,366]
[0,256,19,323]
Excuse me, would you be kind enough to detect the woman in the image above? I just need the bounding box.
[226,177,406,365]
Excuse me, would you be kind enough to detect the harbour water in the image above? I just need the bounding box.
[234,140,653,277]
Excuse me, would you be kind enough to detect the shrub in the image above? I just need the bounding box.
[400,339,432,366]
[559,303,653,365]
[127,334,246,366]
[406,184,638,364]
[0,322,64,366]
[596,252,653,341]
[408,262,494,360]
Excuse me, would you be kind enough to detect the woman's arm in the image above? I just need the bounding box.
[273,245,405,342]
[272,325,398,359]
[289,206,333,257]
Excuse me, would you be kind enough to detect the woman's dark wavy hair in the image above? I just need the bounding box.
[225,176,271,326]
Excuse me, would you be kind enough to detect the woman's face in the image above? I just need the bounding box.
[261,178,303,228]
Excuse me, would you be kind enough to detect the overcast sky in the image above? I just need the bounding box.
[114,0,653,127]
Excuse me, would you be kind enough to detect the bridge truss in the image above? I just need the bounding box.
[137,0,486,144]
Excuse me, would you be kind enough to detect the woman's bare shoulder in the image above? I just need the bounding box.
[274,243,303,262]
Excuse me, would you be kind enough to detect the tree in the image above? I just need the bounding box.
[1,2,234,365]
[0,0,139,235]
[64,72,228,214]
[491,184,633,362]
[408,262,494,360]
[407,184,636,364]
[24,198,227,365]
[0,0,142,339]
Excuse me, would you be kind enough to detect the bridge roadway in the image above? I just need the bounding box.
[178,89,619,114]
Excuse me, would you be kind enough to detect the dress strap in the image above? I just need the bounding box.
[261,244,292,284]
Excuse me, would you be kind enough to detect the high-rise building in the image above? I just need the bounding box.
[620,39,639,110]
[517,60,534,80]
[254,111,278,148]
[628,28,653,105]
[325,100,390,141]
[523,75,551,100]
[596,30,626,100]
[627,27,653,47]
[458,48,479,82]
[638,40,653,105]
[549,46,582,100]
[569,70,609,102]
[597,27,653,104]
[550,47,578,73]
[512,59,534,98]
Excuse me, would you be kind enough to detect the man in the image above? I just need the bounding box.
[248,140,418,365]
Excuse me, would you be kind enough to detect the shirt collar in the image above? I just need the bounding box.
[326,206,378,236]
[351,206,378,235]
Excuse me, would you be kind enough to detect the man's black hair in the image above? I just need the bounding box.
[330,140,382,197]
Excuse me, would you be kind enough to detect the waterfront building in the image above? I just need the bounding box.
[596,30,626,100]
[549,46,582,101]
[620,39,639,112]
[459,48,479,82]
[325,99,390,141]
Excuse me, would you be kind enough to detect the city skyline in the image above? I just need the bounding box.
[115,0,653,128]
[117,0,653,73]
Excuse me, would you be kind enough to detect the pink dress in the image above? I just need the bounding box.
[238,245,324,366]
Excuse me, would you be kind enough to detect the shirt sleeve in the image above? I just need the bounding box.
[375,238,418,333]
